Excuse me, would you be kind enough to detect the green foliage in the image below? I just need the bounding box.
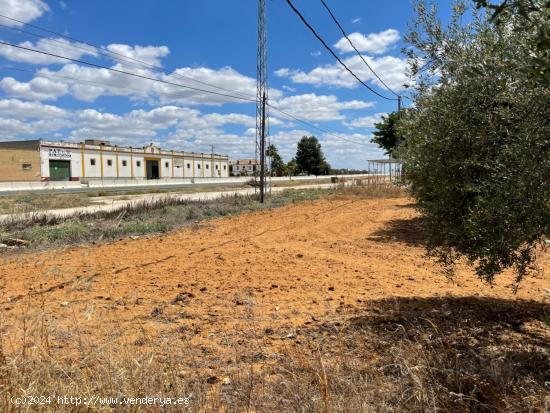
[286,158,298,176]
[295,136,330,175]
[474,0,550,85]
[266,144,287,176]
[400,0,550,284]
[372,112,404,157]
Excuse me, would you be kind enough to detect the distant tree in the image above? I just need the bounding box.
[295,136,330,175]
[372,112,404,157]
[266,144,286,177]
[286,158,298,176]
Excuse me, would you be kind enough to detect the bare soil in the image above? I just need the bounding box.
[1,195,548,411]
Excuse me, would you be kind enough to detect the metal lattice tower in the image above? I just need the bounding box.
[256,0,269,202]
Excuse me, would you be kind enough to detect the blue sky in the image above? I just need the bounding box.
[0,0,454,169]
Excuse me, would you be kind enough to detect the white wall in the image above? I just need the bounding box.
[39,144,229,180]
[133,156,145,178]
[117,153,132,178]
[40,146,83,179]
[161,157,172,178]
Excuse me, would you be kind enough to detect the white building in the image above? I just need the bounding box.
[0,139,229,182]
[229,159,261,176]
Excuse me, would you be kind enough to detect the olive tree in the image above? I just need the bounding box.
[400,0,550,284]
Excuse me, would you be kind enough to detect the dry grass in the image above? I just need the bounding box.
[332,180,409,199]
[0,188,328,251]
[0,193,93,214]
[1,295,547,412]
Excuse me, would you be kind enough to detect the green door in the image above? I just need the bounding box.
[49,160,71,181]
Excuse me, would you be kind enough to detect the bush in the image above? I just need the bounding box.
[400,1,550,284]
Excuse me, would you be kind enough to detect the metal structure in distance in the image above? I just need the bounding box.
[256,0,269,203]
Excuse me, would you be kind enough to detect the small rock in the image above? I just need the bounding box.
[200,287,207,292]
[296,253,304,258]
[264,327,274,335]
[221,377,231,385]
[328,286,335,291]
[60,301,70,307]
[271,284,278,289]
[129,235,140,240]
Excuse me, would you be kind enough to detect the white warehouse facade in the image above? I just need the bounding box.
[0,139,230,182]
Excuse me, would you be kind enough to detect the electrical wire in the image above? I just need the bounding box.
[0,64,369,148]
[0,26,372,148]
[284,0,396,101]
[0,40,258,103]
[0,14,258,101]
[268,104,371,147]
[318,0,400,98]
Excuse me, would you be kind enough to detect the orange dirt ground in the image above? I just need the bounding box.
[1,196,548,362]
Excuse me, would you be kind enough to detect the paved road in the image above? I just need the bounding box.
[0,183,337,222]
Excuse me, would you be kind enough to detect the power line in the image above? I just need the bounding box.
[0,11,380,143]
[0,14,258,101]
[284,0,396,101]
[268,104,371,147]
[0,40,258,103]
[318,0,400,98]
[0,36,370,149]
[0,64,368,148]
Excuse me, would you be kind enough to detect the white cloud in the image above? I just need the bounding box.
[106,44,170,67]
[345,112,386,129]
[351,18,361,24]
[0,0,49,27]
[310,51,322,57]
[6,60,281,105]
[334,29,400,54]
[0,99,70,139]
[156,66,275,105]
[275,54,409,91]
[317,132,384,168]
[0,38,97,64]
[59,1,67,9]
[68,105,261,148]
[0,98,68,119]
[272,93,374,122]
[38,64,152,101]
[0,76,68,100]
[0,97,386,168]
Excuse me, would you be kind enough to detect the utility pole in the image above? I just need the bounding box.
[211,144,214,177]
[256,0,268,203]
[259,92,266,203]
[397,95,402,118]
